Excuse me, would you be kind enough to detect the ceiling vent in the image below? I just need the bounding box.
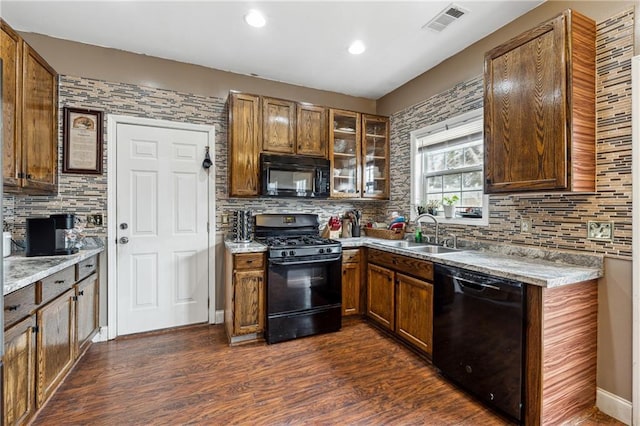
[423,4,470,32]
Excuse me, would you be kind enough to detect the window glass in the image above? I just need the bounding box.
[411,110,488,224]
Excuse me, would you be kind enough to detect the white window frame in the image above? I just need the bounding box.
[410,109,489,226]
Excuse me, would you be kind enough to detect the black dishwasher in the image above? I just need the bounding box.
[433,264,525,423]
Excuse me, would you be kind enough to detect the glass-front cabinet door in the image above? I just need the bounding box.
[361,114,389,199]
[329,109,361,198]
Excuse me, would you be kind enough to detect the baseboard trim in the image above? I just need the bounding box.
[92,326,109,342]
[596,387,631,425]
[214,310,224,324]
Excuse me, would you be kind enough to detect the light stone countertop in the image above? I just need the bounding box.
[224,240,267,253]
[227,237,603,288]
[4,239,105,295]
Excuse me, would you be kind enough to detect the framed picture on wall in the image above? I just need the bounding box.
[62,107,104,174]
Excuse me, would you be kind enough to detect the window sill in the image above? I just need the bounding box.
[422,215,489,227]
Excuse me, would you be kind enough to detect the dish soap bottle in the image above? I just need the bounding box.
[415,227,422,243]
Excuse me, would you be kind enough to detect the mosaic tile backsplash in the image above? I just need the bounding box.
[2,8,632,260]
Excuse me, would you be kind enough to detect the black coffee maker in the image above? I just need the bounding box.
[26,214,78,257]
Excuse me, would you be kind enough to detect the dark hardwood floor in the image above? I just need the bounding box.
[33,318,621,425]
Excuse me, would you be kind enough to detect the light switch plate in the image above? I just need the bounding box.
[587,221,614,241]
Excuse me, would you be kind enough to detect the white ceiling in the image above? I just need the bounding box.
[1,1,543,99]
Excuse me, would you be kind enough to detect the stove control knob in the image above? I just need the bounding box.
[319,248,325,254]
[281,251,287,257]
[289,250,295,256]
[326,248,332,253]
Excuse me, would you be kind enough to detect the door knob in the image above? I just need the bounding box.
[119,237,129,244]
[120,223,128,230]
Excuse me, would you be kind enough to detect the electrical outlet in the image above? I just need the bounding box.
[86,214,103,227]
[520,219,532,233]
[221,214,229,224]
[587,221,614,241]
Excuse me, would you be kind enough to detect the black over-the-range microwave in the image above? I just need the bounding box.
[261,153,330,198]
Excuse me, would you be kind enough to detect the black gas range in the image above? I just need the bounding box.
[255,214,342,344]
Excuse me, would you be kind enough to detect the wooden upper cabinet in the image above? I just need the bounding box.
[1,18,58,195]
[296,103,327,157]
[229,92,261,197]
[484,10,595,193]
[21,43,58,193]
[1,20,22,191]
[361,114,389,199]
[262,97,296,154]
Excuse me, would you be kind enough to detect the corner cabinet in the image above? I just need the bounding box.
[483,10,595,194]
[329,109,389,199]
[1,19,58,195]
[224,250,265,344]
[367,249,434,355]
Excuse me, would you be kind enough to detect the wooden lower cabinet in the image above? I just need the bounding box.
[366,263,395,331]
[224,250,265,343]
[395,273,433,355]
[36,287,75,407]
[367,249,434,356]
[3,258,100,425]
[3,316,37,426]
[75,274,99,356]
[341,249,361,316]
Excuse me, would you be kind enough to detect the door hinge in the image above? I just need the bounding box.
[207,222,210,233]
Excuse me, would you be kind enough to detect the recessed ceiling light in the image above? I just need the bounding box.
[348,40,366,55]
[244,9,266,28]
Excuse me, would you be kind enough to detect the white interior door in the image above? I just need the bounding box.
[115,122,210,336]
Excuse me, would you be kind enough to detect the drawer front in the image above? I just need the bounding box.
[4,284,37,329]
[76,255,98,282]
[342,249,360,263]
[368,249,433,282]
[234,253,264,270]
[39,267,75,306]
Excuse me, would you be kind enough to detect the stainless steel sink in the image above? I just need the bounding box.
[372,239,461,254]
[405,245,460,254]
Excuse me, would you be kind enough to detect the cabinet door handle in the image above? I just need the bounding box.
[5,304,20,311]
[85,264,94,268]
[55,280,65,284]
[26,174,32,179]
[78,290,85,296]
[72,295,78,301]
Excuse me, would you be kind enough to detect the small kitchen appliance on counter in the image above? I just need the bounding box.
[26,214,79,257]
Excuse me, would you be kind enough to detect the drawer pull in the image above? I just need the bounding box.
[55,280,65,284]
[246,260,253,264]
[5,304,21,311]
[85,264,94,268]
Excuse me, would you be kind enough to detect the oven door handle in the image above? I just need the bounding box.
[269,256,341,266]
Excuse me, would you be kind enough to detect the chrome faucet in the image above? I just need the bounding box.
[415,213,440,245]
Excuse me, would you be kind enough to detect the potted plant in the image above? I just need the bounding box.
[417,199,440,215]
[442,195,459,218]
